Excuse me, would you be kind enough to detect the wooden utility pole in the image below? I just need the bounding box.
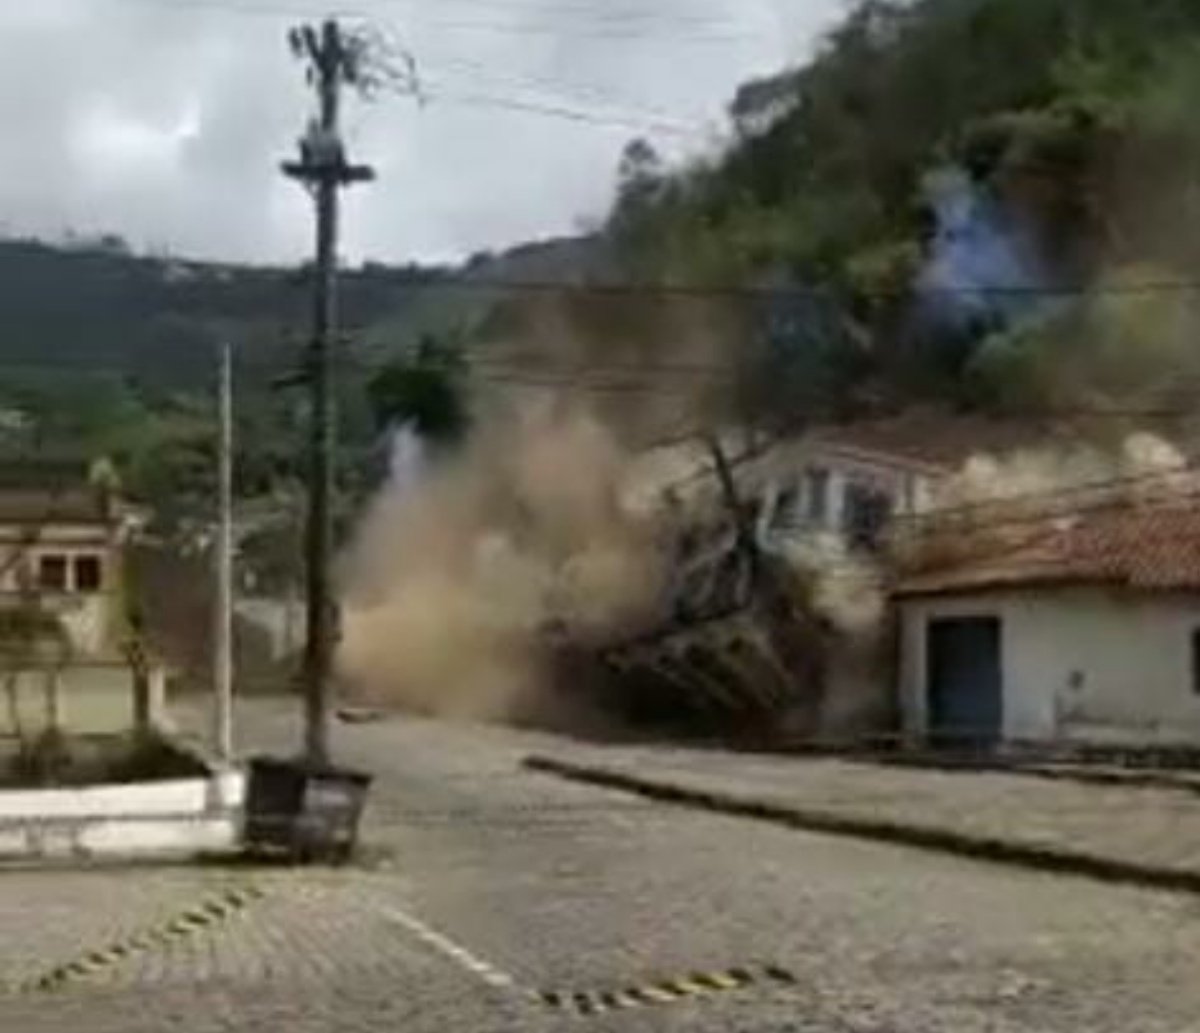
[213,341,235,763]
[283,19,374,766]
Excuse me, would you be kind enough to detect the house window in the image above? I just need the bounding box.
[843,482,893,550]
[74,555,103,593]
[38,555,68,592]
[805,467,830,524]
[1191,629,1200,696]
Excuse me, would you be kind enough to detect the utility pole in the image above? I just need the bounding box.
[213,341,234,763]
[283,19,374,767]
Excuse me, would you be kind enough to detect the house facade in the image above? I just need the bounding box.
[895,506,1200,746]
[755,434,940,550]
[619,413,1200,747]
[752,412,1064,552]
[0,462,143,661]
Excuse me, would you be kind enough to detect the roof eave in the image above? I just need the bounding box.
[894,573,1200,599]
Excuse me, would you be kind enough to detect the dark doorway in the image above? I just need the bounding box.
[926,617,1002,747]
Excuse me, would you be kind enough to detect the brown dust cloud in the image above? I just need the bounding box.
[335,293,748,727]
[336,404,671,726]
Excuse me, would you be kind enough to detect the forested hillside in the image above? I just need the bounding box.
[604,0,1200,423]
[0,234,600,513]
[8,0,1200,511]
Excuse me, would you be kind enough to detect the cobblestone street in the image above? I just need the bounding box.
[7,700,1200,1031]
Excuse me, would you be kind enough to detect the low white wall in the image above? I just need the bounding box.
[900,587,1200,744]
[78,815,239,857]
[0,771,244,820]
[0,771,245,861]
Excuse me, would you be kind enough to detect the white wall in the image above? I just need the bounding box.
[900,587,1200,744]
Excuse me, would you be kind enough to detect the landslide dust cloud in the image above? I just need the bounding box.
[337,292,748,726]
[896,430,1195,573]
[337,407,667,724]
[935,431,1191,511]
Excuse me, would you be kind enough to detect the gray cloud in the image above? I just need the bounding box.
[0,0,844,263]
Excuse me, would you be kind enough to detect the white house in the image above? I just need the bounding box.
[895,504,1200,747]
[752,412,1061,551]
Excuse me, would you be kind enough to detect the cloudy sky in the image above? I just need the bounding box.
[0,0,847,265]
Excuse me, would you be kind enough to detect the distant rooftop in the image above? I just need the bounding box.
[0,457,97,491]
[0,456,124,526]
[0,489,115,526]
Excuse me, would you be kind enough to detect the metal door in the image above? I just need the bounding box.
[926,617,1002,747]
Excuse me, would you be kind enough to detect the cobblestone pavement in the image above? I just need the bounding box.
[7,699,1200,1031]
[529,739,1200,880]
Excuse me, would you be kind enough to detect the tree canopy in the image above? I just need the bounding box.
[603,0,1200,421]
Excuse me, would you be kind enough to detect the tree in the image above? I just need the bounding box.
[367,335,468,445]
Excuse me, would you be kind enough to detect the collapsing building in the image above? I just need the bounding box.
[578,414,975,742]
[586,410,1197,748]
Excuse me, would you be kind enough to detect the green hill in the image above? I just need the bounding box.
[604,0,1200,421]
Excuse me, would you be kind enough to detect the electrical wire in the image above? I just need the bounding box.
[356,338,1200,394]
[406,17,760,43]
[422,89,707,136]
[101,0,355,19]
[355,0,754,32]
[892,463,1200,529]
[419,52,712,128]
[100,0,767,43]
[326,271,1200,302]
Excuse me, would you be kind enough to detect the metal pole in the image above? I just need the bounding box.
[302,19,341,768]
[214,341,235,762]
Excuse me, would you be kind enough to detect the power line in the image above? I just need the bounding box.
[420,53,711,128]
[408,16,759,42]
[364,0,757,32]
[780,501,1200,586]
[334,271,1200,302]
[423,89,707,136]
[102,0,766,42]
[300,348,1200,417]
[104,0,354,19]
[354,337,741,375]
[369,0,751,30]
[894,462,1200,529]
[358,338,1200,392]
[114,1,721,135]
[644,406,1200,504]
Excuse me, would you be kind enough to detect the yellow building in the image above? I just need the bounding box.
[0,459,144,662]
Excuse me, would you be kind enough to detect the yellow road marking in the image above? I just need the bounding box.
[530,963,796,1013]
[21,884,264,995]
[695,971,743,990]
[638,986,681,1003]
[666,977,713,995]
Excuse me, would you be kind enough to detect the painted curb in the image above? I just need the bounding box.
[18,884,266,995]
[531,964,797,1016]
[524,755,1200,895]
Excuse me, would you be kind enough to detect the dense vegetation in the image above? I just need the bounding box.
[7,0,1200,540]
[605,0,1200,422]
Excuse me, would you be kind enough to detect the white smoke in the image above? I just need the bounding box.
[387,422,425,495]
[918,166,1048,328]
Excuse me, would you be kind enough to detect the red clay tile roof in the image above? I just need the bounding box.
[896,503,1200,596]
